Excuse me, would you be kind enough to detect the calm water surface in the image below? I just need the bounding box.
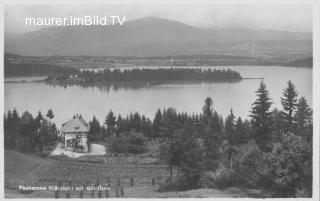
[4,66,312,126]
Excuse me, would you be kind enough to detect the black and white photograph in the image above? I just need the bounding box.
[2,0,319,199]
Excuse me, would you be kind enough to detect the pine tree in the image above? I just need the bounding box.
[203,112,222,171]
[225,109,237,170]
[140,115,152,138]
[234,117,251,144]
[161,108,178,139]
[18,111,36,152]
[37,119,57,157]
[281,80,298,132]
[4,110,15,149]
[202,97,213,126]
[176,121,204,189]
[46,109,54,120]
[116,115,124,133]
[132,112,141,132]
[12,108,20,125]
[105,110,116,137]
[294,97,312,141]
[270,108,285,143]
[10,109,20,149]
[152,109,163,139]
[34,110,44,130]
[89,116,101,142]
[250,81,273,151]
[225,109,236,145]
[160,120,203,189]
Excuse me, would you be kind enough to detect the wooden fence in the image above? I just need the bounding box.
[54,176,156,198]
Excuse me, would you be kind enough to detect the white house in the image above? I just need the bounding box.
[61,114,90,153]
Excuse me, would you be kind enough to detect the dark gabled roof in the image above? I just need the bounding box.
[61,114,89,133]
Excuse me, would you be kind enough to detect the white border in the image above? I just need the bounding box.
[0,0,319,201]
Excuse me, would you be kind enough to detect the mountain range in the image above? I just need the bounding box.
[5,17,312,58]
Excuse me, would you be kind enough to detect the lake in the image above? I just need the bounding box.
[4,66,312,127]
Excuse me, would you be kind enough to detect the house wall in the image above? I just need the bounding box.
[64,132,88,153]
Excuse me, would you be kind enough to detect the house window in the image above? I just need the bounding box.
[66,139,73,147]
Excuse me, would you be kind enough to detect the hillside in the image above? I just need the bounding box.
[4,150,259,198]
[4,61,78,77]
[5,17,312,57]
[4,150,54,188]
[286,57,313,67]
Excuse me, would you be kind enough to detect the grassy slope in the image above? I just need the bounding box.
[4,150,54,187]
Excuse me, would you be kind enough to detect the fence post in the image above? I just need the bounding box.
[105,181,110,198]
[85,180,90,198]
[90,180,95,198]
[120,186,124,197]
[66,191,70,198]
[115,185,119,197]
[97,179,102,198]
[66,178,71,198]
[54,180,61,198]
[54,190,59,198]
[79,182,84,198]
[130,177,134,186]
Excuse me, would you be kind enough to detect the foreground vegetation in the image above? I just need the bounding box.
[4,80,312,197]
[4,109,58,157]
[5,150,266,198]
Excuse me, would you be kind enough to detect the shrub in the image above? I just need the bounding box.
[258,133,312,197]
[108,131,147,154]
[233,140,263,188]
[199,171,215,188]
[199,167,236,189]
[158,177,185,192]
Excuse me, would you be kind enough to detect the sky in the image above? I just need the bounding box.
[4,4,312,33]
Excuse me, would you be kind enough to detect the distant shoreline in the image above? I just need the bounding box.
[4,65,311,79]
[4,77,264,84]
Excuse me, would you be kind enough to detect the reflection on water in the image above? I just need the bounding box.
[4,66,312,127]
[47,79,243,93]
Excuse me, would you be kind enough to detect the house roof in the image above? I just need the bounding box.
[61,114,89,133]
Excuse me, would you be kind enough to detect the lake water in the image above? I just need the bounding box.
[4,66,312,127]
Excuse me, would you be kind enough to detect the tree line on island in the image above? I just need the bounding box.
[46,68,242,84]
[3,80,312,197]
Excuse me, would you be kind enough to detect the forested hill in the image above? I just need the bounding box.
[5,17,311,57]
[4,60,78,77]
[286,57,312,67]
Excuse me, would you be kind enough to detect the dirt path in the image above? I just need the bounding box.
[51,143,106,158]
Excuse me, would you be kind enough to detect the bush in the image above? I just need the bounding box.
[233,140,263,187]
[199,171,215,188]
[258,133,312,197]
[199,167,236,189]
[108,131,147,154]
[158,177,185,192]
